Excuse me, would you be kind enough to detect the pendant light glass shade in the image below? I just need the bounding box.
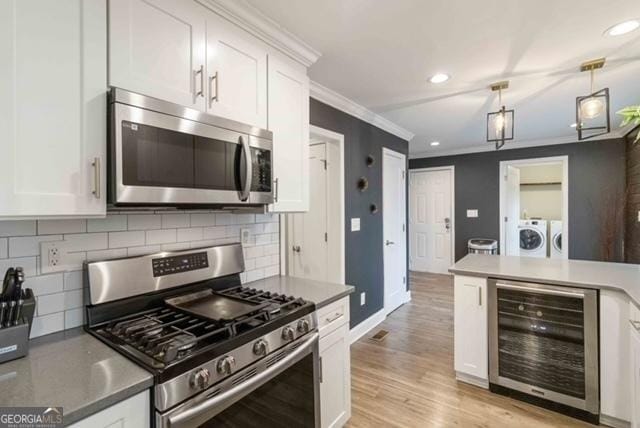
[576,59,610,140]
[487,82,514,150]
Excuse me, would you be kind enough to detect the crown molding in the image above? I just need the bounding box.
[197,0,321,67]
[409,125,631,159]
[310,81,415,142]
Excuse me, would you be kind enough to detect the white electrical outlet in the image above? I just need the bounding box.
[240,228,251,245]
[40,241,84,274]
[49,245,60,267]
[360,292,366,306]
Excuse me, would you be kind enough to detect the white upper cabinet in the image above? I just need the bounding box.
[0,0,107,219]
[268,54,310,212]
[109,0,206,110]
[204,10,267,128]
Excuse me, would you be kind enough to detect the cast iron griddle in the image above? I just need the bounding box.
[165,289,270,322]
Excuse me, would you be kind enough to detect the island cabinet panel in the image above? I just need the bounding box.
[631,301,640,428]
[68,390,150,428]
[454,275,488,385]
[600,290,631,424]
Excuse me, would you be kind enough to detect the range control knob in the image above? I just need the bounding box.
[253,339,268,356]
[216,356,236,375]
[190,368,211,390]
[282,326,295,341]
[297,319,310,334]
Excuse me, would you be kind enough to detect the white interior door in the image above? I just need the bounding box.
[409,169,453,274]
[504,166,521,256]
[383,149,407,315]
[290,144,328,280]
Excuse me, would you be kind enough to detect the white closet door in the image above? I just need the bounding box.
[0,0,106,218]
[205,11,267,128]
[109,0,206,110]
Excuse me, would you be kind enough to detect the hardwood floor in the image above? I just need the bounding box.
[346,271,594,428]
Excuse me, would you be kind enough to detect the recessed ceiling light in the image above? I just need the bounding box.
[430,141,440,146]
[604,19,640,36]
[429,73,450,84]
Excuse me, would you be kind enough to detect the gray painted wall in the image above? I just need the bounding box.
[409,138,626,262]
[310,98,409,328]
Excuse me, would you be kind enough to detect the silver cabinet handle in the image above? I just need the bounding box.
[273,178,279,203]
[631,320,640,332]
[167,333,318,427]
[91,157,100,199]
[325,312,342,323]
[209,72,219,107]
[194,65,204,98]
[239,136,252,202]
[385,240,395,246]
[478,287,482,306]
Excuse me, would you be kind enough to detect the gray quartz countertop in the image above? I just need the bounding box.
[450,254,640,306]
[244,275,355,308]
[0,328,153,426]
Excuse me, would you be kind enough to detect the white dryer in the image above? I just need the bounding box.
[550,220,563,258]
[518,220,548,258]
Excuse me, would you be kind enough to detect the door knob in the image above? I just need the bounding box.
[385,240,395,246]
[445,217,451,231]
[292,245,301,253]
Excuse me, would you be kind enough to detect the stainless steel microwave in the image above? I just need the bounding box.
[108,88,273,207]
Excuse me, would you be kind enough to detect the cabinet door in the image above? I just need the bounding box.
[0,0,106,218]
[68,390,150,428]
[268,54,310,212]
[205,11,267,128]
[632,326,640,428]
[320,323,351,428]
[109,0,206,110]
[454,275,488,382]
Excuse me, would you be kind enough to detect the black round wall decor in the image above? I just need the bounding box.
[366,154,375,167]
[357,177,369,192]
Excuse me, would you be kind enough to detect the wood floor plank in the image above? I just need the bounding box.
[346,272,595,428]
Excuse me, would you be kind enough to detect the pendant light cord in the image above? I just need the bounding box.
[590,69,595,94]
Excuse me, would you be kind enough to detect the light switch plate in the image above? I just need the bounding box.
[467,209,479,218]
[360,292,366,306]
[351,218,361,232]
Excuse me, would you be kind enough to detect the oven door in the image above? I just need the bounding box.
[157,333,320,428]
[110,102,273,205]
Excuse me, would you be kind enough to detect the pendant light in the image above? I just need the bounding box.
[487,81,514,150]
[576,58,610,140]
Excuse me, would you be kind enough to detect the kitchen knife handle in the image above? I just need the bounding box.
[13,299,23,326]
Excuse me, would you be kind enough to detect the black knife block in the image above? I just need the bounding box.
[0,288,36,364]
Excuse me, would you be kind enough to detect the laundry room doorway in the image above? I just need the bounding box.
[499,156,568,259]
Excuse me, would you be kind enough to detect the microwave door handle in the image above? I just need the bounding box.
[167,333,318,427]
[239,136,252,201]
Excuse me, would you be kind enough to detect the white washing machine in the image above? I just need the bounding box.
[550,220,563,258]
[518,220,548,258]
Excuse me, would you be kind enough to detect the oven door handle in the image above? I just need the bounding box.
[167,332,318,427]
[239,135,252,202]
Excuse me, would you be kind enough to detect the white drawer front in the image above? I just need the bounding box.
[318,297,349,337]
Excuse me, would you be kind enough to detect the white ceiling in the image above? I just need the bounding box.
[245,0,640,157]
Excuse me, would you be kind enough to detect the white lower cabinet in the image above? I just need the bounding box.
[453,275,488,385]
[631,302,640,428]
[68,390,150,428]
[319,298,351,428]
[0,0,107,218]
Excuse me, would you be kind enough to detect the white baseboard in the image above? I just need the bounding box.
[455,372,489,389]
[349,308,386,344]
[600,414,630,428]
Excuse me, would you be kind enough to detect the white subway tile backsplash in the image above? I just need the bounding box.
[88,215,127,232]
[177,228,203,242]
[28,273,64,296]
[0,212,280,338]
[64,271,83,291]
[0,220,36,237]
[9,235,62,258]
[0,238,7,259]
[190,213,217,227]
[64,289,83,310]
[37,293,65,315]
[38,219,86,235]
[162,214,190,229]
[128,215,161,230]
[109,231,145,248]
[64,233,108,252]
[146,229,177,245]
[30,312,64,338]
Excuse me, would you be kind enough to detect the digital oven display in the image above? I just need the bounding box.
[152,252,209,277]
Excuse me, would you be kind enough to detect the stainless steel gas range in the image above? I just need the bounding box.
[84,244,319,427]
